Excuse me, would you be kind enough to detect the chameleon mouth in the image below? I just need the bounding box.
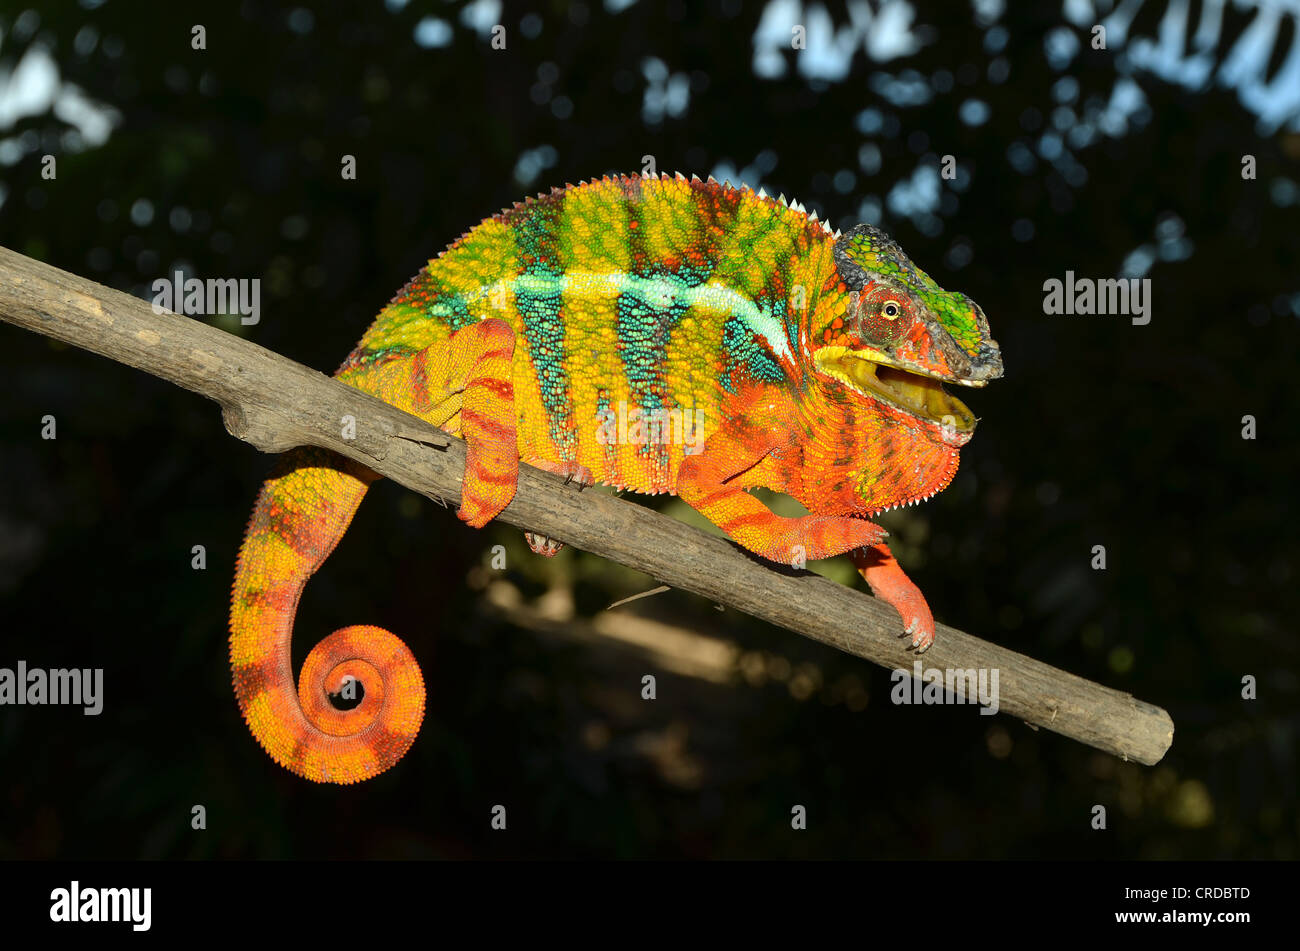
[815,348,977,433]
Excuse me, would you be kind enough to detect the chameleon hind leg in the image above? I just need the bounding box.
[392,317,521,527]
[403,320,591,556]
[523,460,594,556]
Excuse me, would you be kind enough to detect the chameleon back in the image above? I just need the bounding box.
[338,174,841,493]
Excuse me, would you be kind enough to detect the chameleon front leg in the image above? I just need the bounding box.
[849,544,935,652]
[413,319,594,552]
[677,424,886,565]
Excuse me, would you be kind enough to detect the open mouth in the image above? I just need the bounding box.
[815,347,978,433]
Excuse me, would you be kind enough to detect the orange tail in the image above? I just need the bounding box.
[229,447,425,783]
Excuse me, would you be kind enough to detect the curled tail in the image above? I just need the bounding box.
[229,447,425,784]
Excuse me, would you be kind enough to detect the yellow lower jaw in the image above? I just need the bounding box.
[815,348,976,433]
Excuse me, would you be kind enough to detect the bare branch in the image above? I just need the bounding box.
[0,245,1173,765]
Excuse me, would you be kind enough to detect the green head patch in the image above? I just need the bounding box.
[812,224,1003,441]
[831,224,1002,380]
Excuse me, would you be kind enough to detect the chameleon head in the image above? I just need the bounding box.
[813,223,1004,446]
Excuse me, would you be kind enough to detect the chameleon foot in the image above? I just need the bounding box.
[525,532,565,556]
[523,460,594,556]
[850,544,936,652]
[530,458,595,487]
[900,608,935,653]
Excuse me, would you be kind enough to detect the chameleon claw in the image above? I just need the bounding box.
[533,460,594,491]
[526,531,565,557]
[903,616,934,652]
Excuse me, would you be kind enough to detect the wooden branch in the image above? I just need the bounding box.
[0,245,1173,765]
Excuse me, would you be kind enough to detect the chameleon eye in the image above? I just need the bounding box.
[853,289,909,346]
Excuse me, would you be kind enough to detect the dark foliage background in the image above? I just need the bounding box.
[0,0,1295,859]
